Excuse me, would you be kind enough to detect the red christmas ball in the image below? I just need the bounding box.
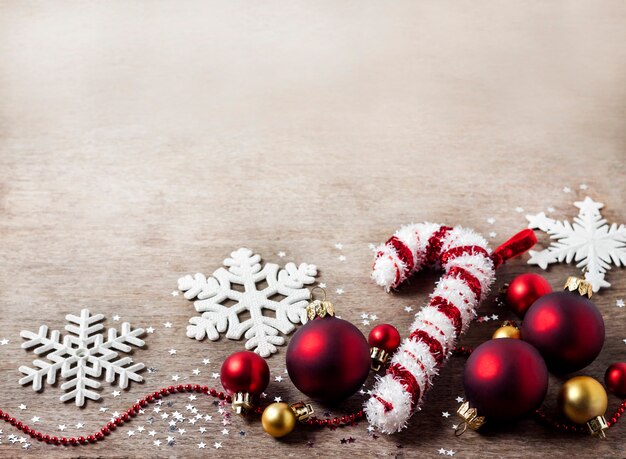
[286,316,371,404]
[220,351,270,396]
[464,339,548,421]
[521,292,605,374]
[505,273,552,318]
[605,362,626,397]
[368,324,401,353]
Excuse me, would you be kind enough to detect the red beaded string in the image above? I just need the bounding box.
[0,384,363,446]
[453,346,626,434]
[0,384,230,446]
[302,410,365,428]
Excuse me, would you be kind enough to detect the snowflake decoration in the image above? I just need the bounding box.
[19,309,146,406]
[178,248,317,357]
[527,197,626,292]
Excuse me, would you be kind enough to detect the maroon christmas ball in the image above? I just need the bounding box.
[220,351,270,396]
[286,316,371,404]
[505,273,552,318]
[521,291,605,374]
[464,339,548,421]
[605,362,626,397]
[368,324,401,353]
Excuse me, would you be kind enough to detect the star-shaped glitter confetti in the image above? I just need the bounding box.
[169,349,177,355]
[0,338,9,345]
[617,299,625,308]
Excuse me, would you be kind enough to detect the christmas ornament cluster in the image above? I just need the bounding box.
[460,272,624,439]
[365,223,537,433]
[3,205,625,450]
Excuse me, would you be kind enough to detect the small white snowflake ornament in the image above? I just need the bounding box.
[178,248,317,357]
[19,309,146,406]
[527,197,626,292]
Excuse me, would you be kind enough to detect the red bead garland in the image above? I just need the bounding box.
[0,384,364,446]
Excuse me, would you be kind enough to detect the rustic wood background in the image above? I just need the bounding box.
[1,1,625,458]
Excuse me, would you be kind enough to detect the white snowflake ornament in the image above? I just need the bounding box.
[527,197,626,292]
[19,309,146,406]
[178,248,317,357]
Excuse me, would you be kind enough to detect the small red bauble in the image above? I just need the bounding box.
[505,273,552,318]
[286,316,371,404]
[368,324,401,353]
[220,351,270,396]
[464,338,548,420]
[605,362,626,396]
[521,291,605,374]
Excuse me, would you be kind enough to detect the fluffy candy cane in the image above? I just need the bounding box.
[366,223,536,433]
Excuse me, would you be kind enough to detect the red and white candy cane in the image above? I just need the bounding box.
[365,223,536,433]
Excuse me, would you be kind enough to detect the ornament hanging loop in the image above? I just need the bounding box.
[309,286,327,302]
[454,422,468,437]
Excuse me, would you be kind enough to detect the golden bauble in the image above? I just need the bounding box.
[261,403,296,438]
[558,376,608,425]
[492,325,521,340]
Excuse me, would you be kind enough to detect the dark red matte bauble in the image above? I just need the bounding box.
[220,351,270,396]
[605,362,626,396]
[505,273,552,318]
[286,316,371,404]
[464,339,548,420]
[521,291,605,374]
[368,324,401,353]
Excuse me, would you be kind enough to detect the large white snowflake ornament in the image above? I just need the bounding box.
[527,197,626,292]
[178,248,317,357]
[19,309,146,406]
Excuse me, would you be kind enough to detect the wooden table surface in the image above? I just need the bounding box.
[1,2,625,458]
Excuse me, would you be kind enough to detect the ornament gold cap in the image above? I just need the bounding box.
[586,415,608,439]
[492,321,522,340]
[564,276,593,298]
[370,347,390,371]
[455,401,486,436]
[289,401,314,421]
[231,392,253,415]
[306,287,335,320]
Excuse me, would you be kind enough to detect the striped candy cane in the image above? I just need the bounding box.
[365,223,536,433]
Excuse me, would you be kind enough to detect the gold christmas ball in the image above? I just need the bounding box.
[492,325,521,340]
[558,376,608,425]
[261,403,296,438]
